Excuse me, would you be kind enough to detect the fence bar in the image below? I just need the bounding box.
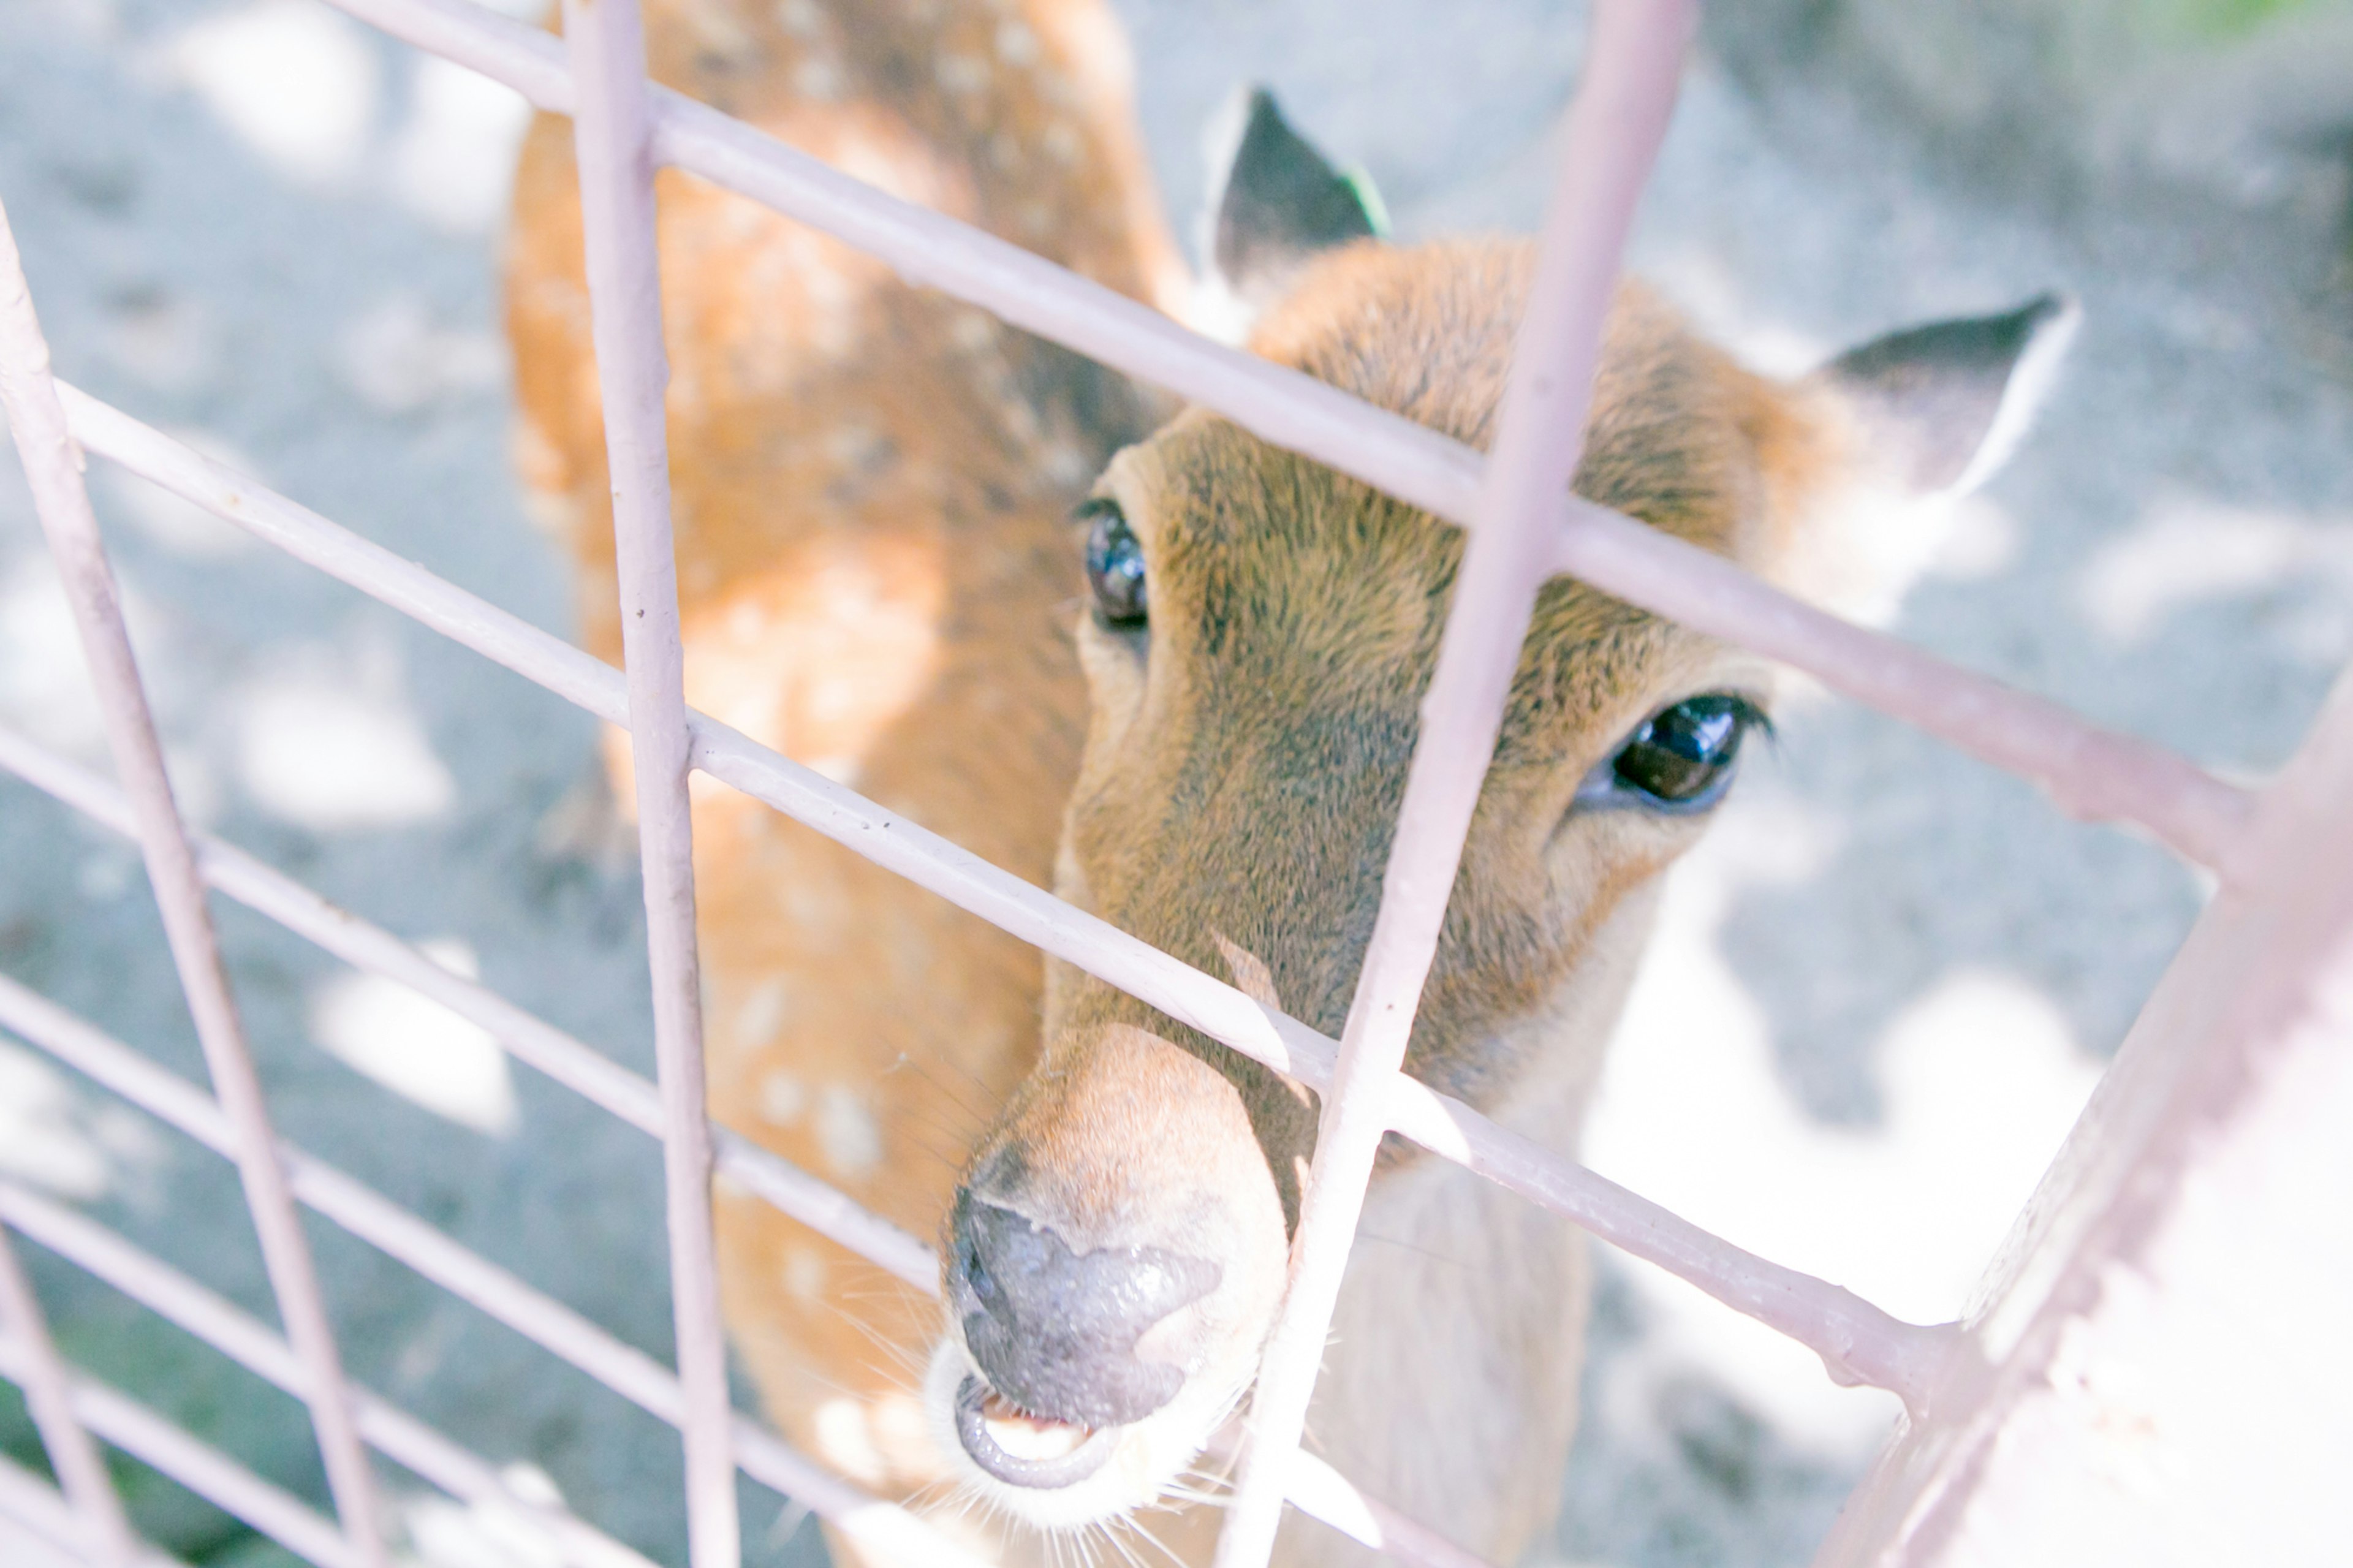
[1,1452,192,1568]
[1542,498,2252,869]
[0,971,686,1423]
[0,743,1502,1568]
[0,201,388,1568]
[0,936,1490,1568]
[0,724,940,1295]
[0,975,1012,1568]
[0,1337,354,1568]
[42,392,1947,1398]
[320,0,2254,873]
[0,1183,659,1568]
[1214,6,1692,1562]
[558,3,740,1566]
[0,1222,136,1568]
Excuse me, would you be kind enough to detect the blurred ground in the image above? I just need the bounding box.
[1,1,2349,1566]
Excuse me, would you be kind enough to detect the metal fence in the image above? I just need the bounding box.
[0,1,2337,1566]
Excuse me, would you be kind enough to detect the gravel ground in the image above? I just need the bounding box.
[1,2,2348,1566]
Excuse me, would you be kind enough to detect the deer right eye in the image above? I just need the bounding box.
[1080,499,1148,627]
[1575,694,1768,815]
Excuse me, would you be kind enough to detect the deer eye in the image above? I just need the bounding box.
[1577,694,1768,814]
[1080,498,1147,626]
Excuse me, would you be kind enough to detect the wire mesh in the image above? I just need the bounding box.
[0,1,2322,1566]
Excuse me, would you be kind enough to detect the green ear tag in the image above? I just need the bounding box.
[1341,167,1393,240]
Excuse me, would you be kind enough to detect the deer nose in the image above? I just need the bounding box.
[948,1191,1222,1433]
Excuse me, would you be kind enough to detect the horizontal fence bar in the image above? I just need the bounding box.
[48,387,1947,1404]
[322,0,2253,874]
[0,197,387,1568]
[0,1336,354,1568]
[0,1183,661,1568]
[0,727,1498,1568]
[0,976,1004,1568]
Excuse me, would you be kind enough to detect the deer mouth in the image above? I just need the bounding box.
[953,1374,1120,1488]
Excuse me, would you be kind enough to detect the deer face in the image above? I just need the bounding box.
[926,96,2075,1531]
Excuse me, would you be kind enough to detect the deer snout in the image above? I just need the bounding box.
[946,1189,1219,1485]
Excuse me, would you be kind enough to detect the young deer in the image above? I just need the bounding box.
[506,2,2073,1562]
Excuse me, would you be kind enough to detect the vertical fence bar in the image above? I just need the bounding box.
[558,6,741,1567]
[0,199,388,1568]
[0,1222,138,1568]
[1211,4,1696,1563]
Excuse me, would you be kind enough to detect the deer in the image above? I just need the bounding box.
[503,1,2075,1563]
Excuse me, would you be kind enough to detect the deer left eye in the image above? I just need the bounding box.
[1080,498,1147,627]
[1577,694,1767,814]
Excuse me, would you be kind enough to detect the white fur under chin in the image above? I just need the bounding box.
[922,1336,1244,1532]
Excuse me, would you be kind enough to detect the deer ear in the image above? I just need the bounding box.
[1766,295,2078,626]
[1194,88,1385,341]
[1816,292,2080,499]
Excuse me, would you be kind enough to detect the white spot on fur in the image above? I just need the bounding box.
[757,1070,806,1127]
[867,1392,939,1479]
[813,1398,887,1485]
[794,56,843,102]
[824,423,886,470]
[1041,120,1083,166]
[1041,440,1092,490]
[782,1246,826,1302]
[803,755,860,786]
[949,310,997,354]
[736,980,791,1049]
[680,537,944,779]
[817,1084,882,1178]
[935,55,988,94]
[994,19,1037,65]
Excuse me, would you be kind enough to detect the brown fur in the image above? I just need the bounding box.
[506,0,1184,1533]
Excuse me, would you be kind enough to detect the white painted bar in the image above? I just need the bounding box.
[47,392,1945,1398]
[0,200,386,1568]
[0,723,942,1295]
[0,732,1512,1568]
[559,3,739,1564]
[0,1453,189,1568]
[0,1223,136,1567]
[1214,5,1694,1560]
[0,1183,660,1568]
[0,975,1001,1568]
[0,1337,355,1568]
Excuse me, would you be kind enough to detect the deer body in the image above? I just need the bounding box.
[507,4,2069,1563]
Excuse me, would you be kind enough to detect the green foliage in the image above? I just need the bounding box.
[2126,0,2343,42]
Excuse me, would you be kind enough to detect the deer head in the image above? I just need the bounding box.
[922,92,2077,1529]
